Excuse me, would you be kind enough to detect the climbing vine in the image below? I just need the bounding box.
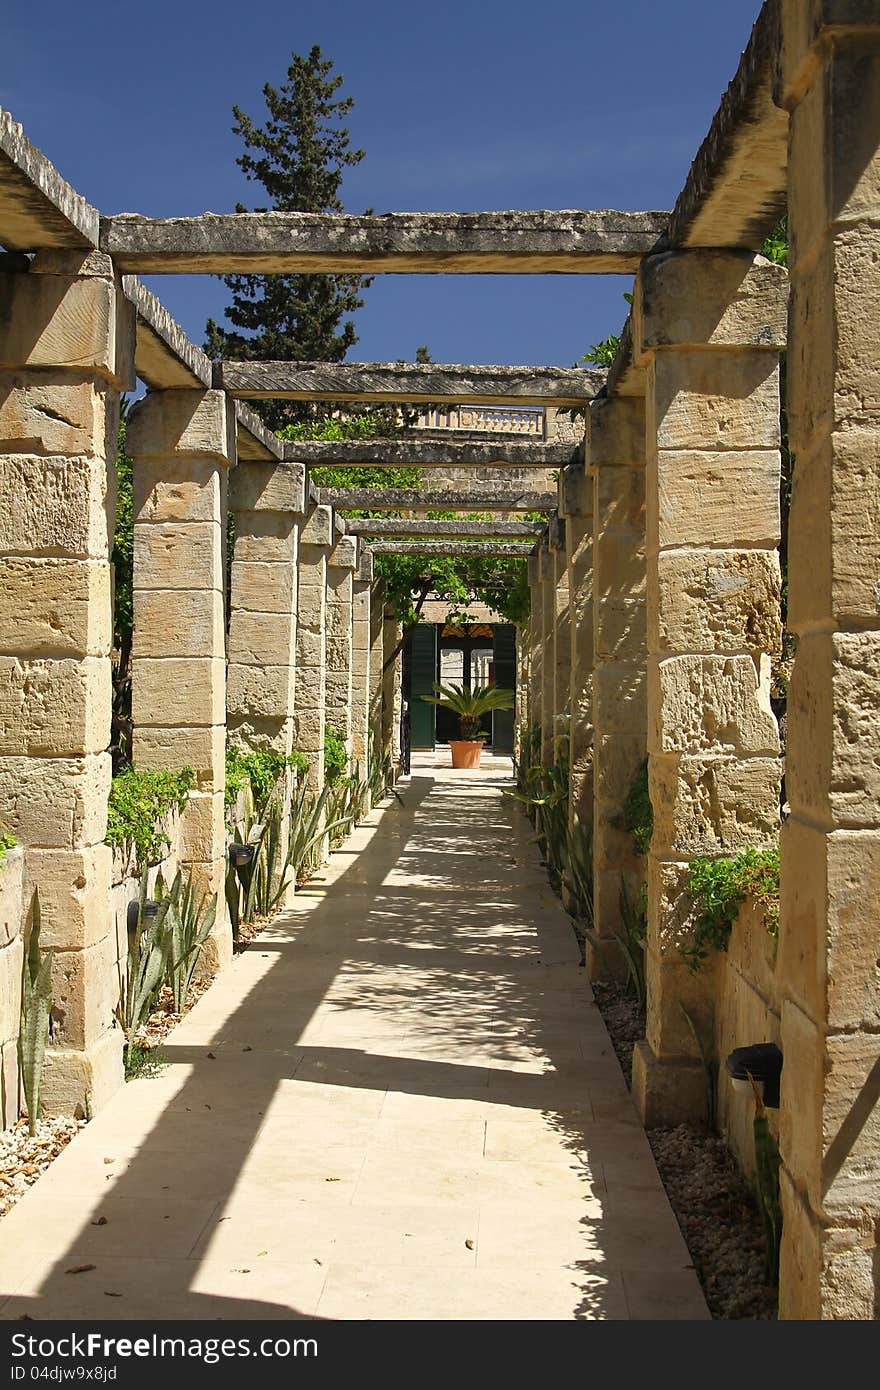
[681,847,781,973]
[225,746,308,811]
[106,767,195,871]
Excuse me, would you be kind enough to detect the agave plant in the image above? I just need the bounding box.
[164,872,217,1012]
[116,870,177,1050]
[421,683,515,741]
[19,890,53,1137]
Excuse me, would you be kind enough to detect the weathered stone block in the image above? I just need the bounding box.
[652,549,782,656]
[132,657,225,728]
[777,1168,822,1321]
[0,373,106,456]
[227,610,295,667]
[779,997,825,1213]
[21,845,111,956]
[822,1029,880,1221]
[650,752,781,857]
[645,939,717,1060]
[631,1039,707,1127]
[593,530,646,600]
[48,932,118,1049]
[0,272,119,376]
[127,389,232,462]
[0,656,110,757]
[635,251,787,352]
[40,1027,123,1120]
[133,457,222,524]
[649,653,779,756]
[300,506,333,547]
[589,395,645,467]
[132,724,224,789]
[133,521,222,592]
[649,449,781,549]
[594,734,646,807]
[0,454,112,559]
[178,790,225,866]
[786,632,880,827]
[594,665,647,736]
[595,465,645,532]
[649,349,780,450]
[0,558,111,659]
[230,560,296,615]
[296,628,325,671]
[330,536,358,569]
[595,596,646,660]
[227,663,294,720]
[0,935,23,1045]
[325,600,353,639]
[230,461,305,514]
[0,846,22,950]
[0,753,110,848]
[134,588,225,660]
[231,511,299,564]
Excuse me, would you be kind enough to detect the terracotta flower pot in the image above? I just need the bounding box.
[449,740,483,769]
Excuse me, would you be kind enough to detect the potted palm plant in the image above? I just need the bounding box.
[422,683,515,768]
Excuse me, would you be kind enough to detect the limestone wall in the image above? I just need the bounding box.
[108,810,182,1018]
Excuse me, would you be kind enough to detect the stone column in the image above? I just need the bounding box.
[551,517,571,753]
[0,249,134,1115]
[589,395,648,981]
[776,9,880,1319]
[128,388,234,972]
[539,541,556,765]
[295,504,331,795]
[382,615,403,777]
[560,461,594,825]
[325,535,357,757]
[526,554,543,754]
[227,462,306,755]
[351,548,372,782]
[369,577,387,764]
[629,250,786,1127]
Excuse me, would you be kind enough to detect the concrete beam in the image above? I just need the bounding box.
[99,209,670,275]
[316,487,556,512]
[284,438,579,468]
[369,540,534,557]
[662,1,787,251]
[344,518,545,538]
[0,108,99,251]
[217,360,604,406]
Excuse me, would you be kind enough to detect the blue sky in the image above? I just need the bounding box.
[5,0,762,370]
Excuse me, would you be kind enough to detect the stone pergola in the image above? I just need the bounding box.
[0,0,878,1319]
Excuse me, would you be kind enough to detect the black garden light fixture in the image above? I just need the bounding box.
[126,897,162,934]
[228,842,257,869]
[725,1042,783,1108]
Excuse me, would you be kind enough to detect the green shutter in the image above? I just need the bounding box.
[409,622,437,749]
[492,624,516,753]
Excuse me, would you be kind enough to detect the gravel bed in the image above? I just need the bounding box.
[592,978,777,1320]
[0,1118,85,1218]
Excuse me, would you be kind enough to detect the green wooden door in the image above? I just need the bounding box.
[492,624,516,753]
[409,622,437,749]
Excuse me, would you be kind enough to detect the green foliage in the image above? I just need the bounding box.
[574,292,634,370]
[620,759,653,856]
[0,829,16,868]
[421,682,515,741]
[124,1045,167,1081]
[324,725,349,784]
[224,745,306,812]
[681,847,781,972]
[761,217,788,267]
[116,871,176,1049]
[106,767,195,872]
[205,45,371,430]
[19,890,53,1137]
[617,878,647,1006]
[161,871,217,1013]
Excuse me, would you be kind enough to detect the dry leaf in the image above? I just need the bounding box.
[65,1264,96,1275]
[465,1239,475,1250]
[91,1216,108,1227]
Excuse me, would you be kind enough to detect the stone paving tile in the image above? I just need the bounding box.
[0,753,707,1321]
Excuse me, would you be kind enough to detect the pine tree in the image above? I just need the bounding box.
[205,45,371,429]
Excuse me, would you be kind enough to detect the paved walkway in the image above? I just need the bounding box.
[0,754,707,1320]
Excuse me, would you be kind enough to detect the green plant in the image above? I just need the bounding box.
[124,1044,167,1081]
[19,890,53,1137]
[750,1075,783,1284]
[324,725,349,784]
[163,871,218,1012]
[681,847,781,972]
[620,759,653,856]
[679,1001,717,1127]
[106,767,194,872]
[116,870,176,1050]
[422,683,514,741]
[616,877,647,1006]
[225,745,305,812]
[285,777,352,883]
[0,829,16,869]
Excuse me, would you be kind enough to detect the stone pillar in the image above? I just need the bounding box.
[128,388,234,972]
[325,535,357,757]
[227,462,306,755]
[369,577,386,763]
[628,250,786,1127]
[589,395,648,981]
[0,250,133,1115]
[539,541,556,764]
[526,554,543,754]
[551,517,571,752]
[382,615,403,777]
[296,504,331,795]
[560,461,594,825]
[351,548,372,783]
[776,8,880,1319]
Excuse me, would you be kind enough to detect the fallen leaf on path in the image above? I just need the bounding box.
[91,1216,108,1226]
[65,1264,96,1275]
